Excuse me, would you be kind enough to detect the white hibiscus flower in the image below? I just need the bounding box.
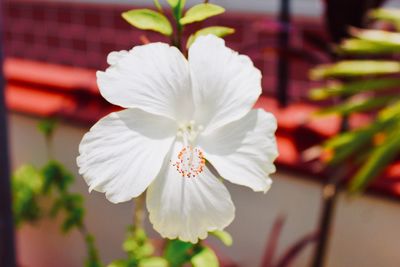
[77,35,278,243]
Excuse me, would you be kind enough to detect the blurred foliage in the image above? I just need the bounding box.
[12,119,103,267]
[310,8,400,193]
[121,0,234,51]
[108,227,167,267]
[108,228,231,267]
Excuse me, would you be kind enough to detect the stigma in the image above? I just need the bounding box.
[172,146,205,178]
[176,120,203,144]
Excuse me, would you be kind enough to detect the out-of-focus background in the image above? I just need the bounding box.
[3,1,400,267]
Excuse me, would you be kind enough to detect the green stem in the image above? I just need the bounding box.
[171,0,184,52]
[133,194,145,230]
[45,134,54,160]
[153,0,163,13]
[176,23,183,51]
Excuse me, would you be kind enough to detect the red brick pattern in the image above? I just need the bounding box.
[3,0,328,99]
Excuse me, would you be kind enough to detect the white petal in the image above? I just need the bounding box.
[77,109,177,203]
[146,142,235,243]
[97,43,193,121]
[198,109,278,192]
[189,35,262,133]
[107,50,128,65]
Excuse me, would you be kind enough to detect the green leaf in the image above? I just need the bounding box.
[353,29,400,47]
[107,260,128,267]
[186,26,235,48]
[42,160,74,194]
[349,127,400,193]
[153,0,162,11]
[84,234,103,267]
[12,165,44,225]
[210,230,233,246]
[123,228,154,260]
[37,118,57,137]
[379,100,400,121]
[309,78,400,100]
[190,247,219,267]
[167,0,186,8]
[60,194,84,232]
[139,257,168,267]
[164,239,194,267]
[316,96,397,116]
[180,4,225,25]
[339,39,400,54]
[310,60,400,80]
[324,126,380,166]
[13,165,43,192]
[168,0,186,21]
[122,9,173,36]
[370,8,400,29]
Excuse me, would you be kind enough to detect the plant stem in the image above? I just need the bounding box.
[176,23,183,51]
[311,115,349,267]
[171,0,184,52]
[45,134,54,160]
[133,194,145,230]
[311,173,341,267]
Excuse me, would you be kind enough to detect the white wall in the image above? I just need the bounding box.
[9,112,400,267]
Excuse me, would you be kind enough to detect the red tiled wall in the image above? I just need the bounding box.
[3,0,328,99]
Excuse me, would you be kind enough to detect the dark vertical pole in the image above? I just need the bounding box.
[276,0,291,107]
[0,1,17,266]
[311,173,341,267]
[311,116,349,267]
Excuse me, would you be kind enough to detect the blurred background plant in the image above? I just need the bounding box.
[310,7,400,193]
[12,118,102,267]
[308,7,400,267]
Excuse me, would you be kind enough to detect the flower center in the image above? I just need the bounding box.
[172,146,205,178]
[176,120,203,146]
[173,121,205,178]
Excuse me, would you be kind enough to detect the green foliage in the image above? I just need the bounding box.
[123,228,154,259]
[310,60,400,80]
[339,39,400,54]
[164,239,195,267]
[309,78,400,100]
[42,160,74,194]
[122,9,173,36]
[349,125,400,192]
[180,4,225,25]
[138,257,168,267]
[186,26,235,48]
[210,230,233,246]
[316,96,398,116]
[190,247,219,267]
[108,227,170,267]
[37,118,57,138]
[167,0,186,9]
[85,234,104,267]
[56,194,85,233]
[369,8,400,30]
[164,236,226,267]
[310,8,400,193]
[12,120,103,266]
[120,0,233,53]
[12,165,43,226]
[339,29,400,54]
[153,0,163,12]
